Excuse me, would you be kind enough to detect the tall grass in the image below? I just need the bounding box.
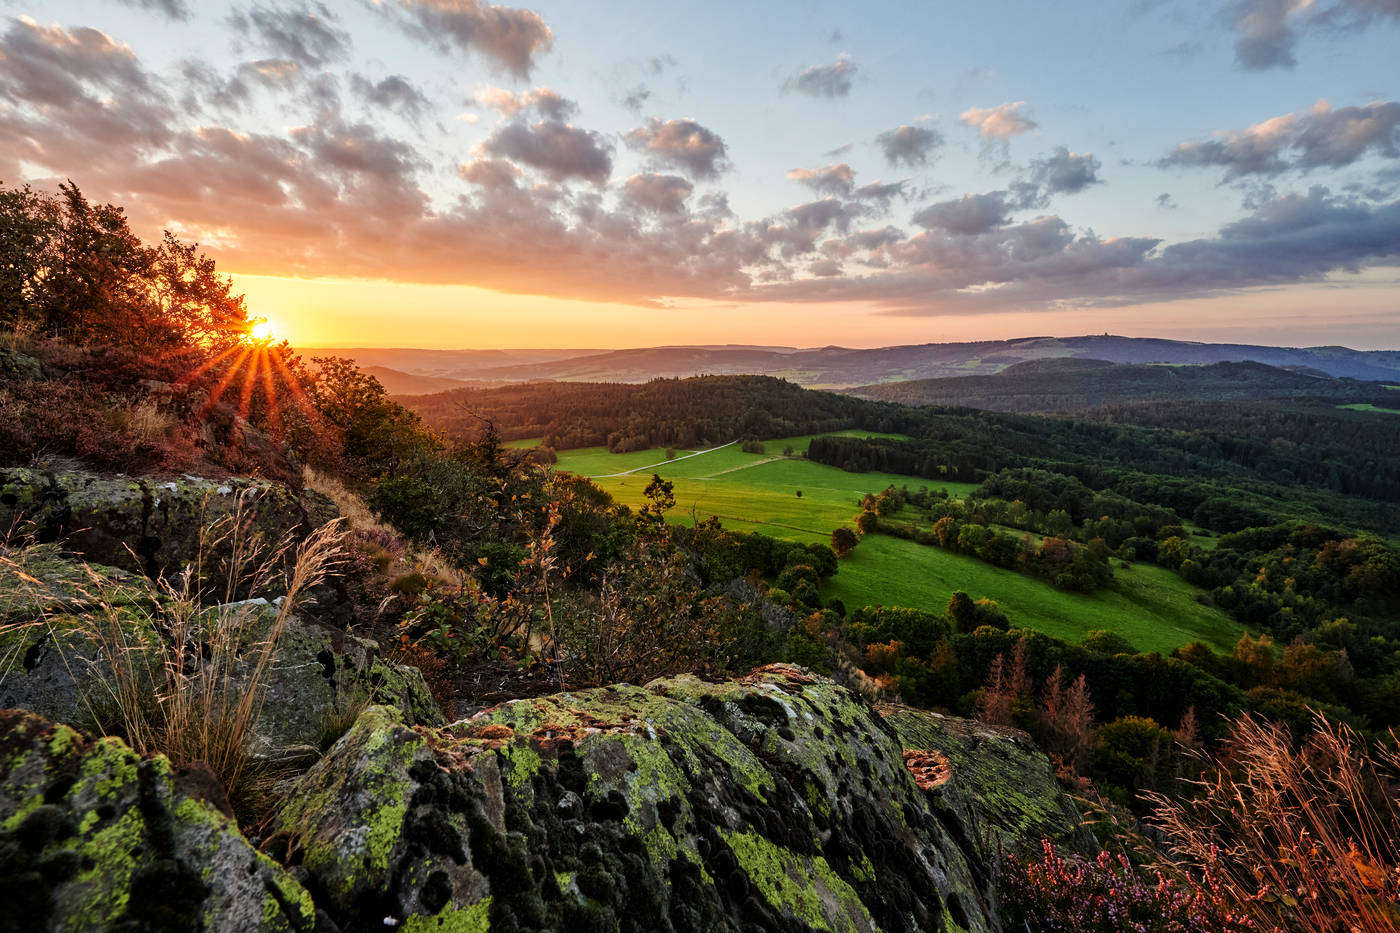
[1148,713,1400,933]
[1,491,345,808]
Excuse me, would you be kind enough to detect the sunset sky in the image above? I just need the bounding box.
[2,0,1397,348]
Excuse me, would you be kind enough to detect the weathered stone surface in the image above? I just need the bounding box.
[279,664,1087,933]
[0,550,444,758]
[0,708,316,933]
[0,467,333,577]
[0,347,42,380]
[878,704,1097,868]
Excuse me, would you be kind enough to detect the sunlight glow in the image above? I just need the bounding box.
[249,320,276,342]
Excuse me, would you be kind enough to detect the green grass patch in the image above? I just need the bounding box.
[823,534,1243,654]
[504,437,544,449]
[1339,403,1400,415]
[556,434,970,545]
[556,433,1239,654]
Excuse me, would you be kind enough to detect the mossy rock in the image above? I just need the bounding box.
[0,551,444,758]
[0,348,42,380]
[877,705,1096,862]
[0,708,316,933]
[0,467,331,579]
[280,665,1087,932]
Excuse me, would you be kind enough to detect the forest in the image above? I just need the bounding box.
[400,375,905,450]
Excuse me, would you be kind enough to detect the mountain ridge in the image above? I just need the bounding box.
[323,335,1400,387]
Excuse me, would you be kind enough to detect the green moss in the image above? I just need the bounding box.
[720,829,873,933]
[497,742,541,791]
[400,898,492,932]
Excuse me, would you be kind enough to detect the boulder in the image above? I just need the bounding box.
[277,664,1088,933]
[0,466,335,578]
[0,548,444,760]
[0,347,42,381]
[0,708,317,932]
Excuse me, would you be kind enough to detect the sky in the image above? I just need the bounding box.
[1,0,1398,349]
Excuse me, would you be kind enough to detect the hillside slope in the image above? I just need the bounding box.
[338,336,1400,387]
[850,359,1379,412]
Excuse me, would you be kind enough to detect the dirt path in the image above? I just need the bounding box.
[585,440,737,478]
[695,456,783,479]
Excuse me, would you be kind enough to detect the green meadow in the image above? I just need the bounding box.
[824,534,1242,654]
[551,433,1243,653]
[1339,403,1400,415]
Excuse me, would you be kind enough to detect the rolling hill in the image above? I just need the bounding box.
[323,335,1400,388]
[848,358,1385,412]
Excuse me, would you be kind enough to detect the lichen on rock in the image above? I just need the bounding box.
[0,550,444,761]
[0,466,331,579]
[278,665,1089,933]
[0,708,316,933]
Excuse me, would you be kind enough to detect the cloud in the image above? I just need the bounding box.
[624,118,729,179]
[350,74,430,120]
[911,191,1014,235]
[1229,0,1400,70]
[1161,99,1400,179]
[758,186,1400,314]
[115,0,190,20]
[0,18,174,152]
[1012,146,1103,206]
[620,85,651,113]
[1157,192,1178,209]
[784,55,857,98]
[787,163,856,197]
[457,157,521,189]
[230,2,350,68]
[622,173,693,214]
[468,85,576,120]
[5,10,1399,320]
[959,101,1038,140]
[481,118,613,183]
[852,179,907,208]
[381,0,553,79]
[876,124,943,167]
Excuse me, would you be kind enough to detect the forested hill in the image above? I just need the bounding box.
[850,358,1394,412]
[399,375,903,450]
[337,335,1400,387]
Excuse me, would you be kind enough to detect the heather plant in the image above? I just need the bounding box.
[999,840,1260,933]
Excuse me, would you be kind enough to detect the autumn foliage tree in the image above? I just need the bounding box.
[0,181,251,349]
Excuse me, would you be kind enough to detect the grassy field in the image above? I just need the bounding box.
[553,432,1243,653]
[824,534,1244,654]
[555,432,965,545]
[1340,403,1400,415]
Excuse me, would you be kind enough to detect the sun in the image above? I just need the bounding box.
[248,320,277,342]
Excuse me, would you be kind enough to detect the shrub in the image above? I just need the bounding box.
[999,841,1257,932]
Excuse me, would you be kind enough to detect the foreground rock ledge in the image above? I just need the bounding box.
[0,708,315,933]
[276,664,1087,933]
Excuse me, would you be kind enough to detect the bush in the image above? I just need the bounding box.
[1000,841,1256,933]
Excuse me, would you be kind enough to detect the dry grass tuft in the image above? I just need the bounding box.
[1,492,346,810]
[1149,712,1400,933]
[303,464,464,591]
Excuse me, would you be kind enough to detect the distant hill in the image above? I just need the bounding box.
[359,366,476,395]
[848,359,1384,412]
[397,374,891,449]
[320,336,1400,388]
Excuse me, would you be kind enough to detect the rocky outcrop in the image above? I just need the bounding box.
[0,709,316,932]
[0,547,444,761]
[0,467,336,577]
[276,665,1088,933]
